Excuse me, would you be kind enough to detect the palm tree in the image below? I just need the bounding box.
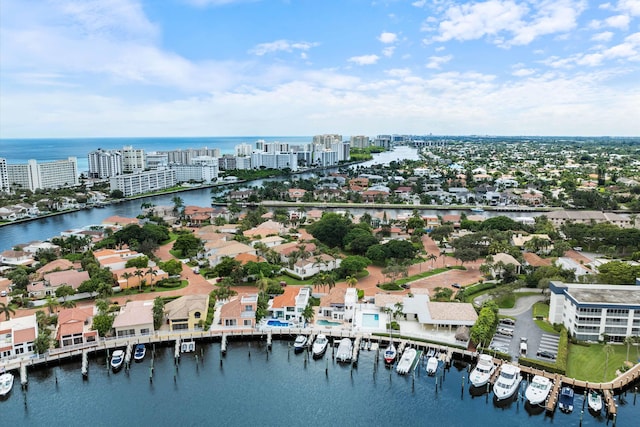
[345,275,358,288]
[44,295,60,315]
[427,253,437,268]
[0,302,15,320]
[134,269,145,292]
[62,300,76,308]
[603,343,614,382]
[393,302,404,321]
[256,271,270,292]
[122,271,133,289]
[147,267,158,290]
[312,274,324,291]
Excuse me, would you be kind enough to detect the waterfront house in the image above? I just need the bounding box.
[184,205,215,226]
[94,248,146,271]
[0,250,34,267]
[546,210,633,228]
[401,294,478,333]
[549,280,640,342]
[112,300,155,337]
[20,241,61,256]
[101,215,140,228]
[0,315,38,361]
[268,287,311,324]
[164,294,209,331]
[319,287,355,321]
[56,307,97,348]
[219,294,257,328]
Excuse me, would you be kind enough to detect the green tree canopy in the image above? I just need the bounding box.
[307,212,354,248]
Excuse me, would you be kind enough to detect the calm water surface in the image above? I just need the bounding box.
[2,341,637,426]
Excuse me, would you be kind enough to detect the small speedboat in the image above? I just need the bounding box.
[383,343,397,364]
[336,338,353,363]
[396,347,417,375]
[470,354,496,388]
[426,356,439,376]
[0,372,14,397]
[493,364,522,401]
[525,375,553,405]
[293,335,307,353]
[559,386,575,413]
[312,334,328,359]
[134,344,146,362]
[588,390,603,413]
[110,350,125,372]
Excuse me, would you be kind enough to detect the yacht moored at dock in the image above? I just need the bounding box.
[293,335,307,353]
[336,338,353,363]
[110,350,125,372]
[493,364,522,401]
[525,375,553,405]
[312,334,328,359]
[469,354,496,388]
[0,372,14,397]
[396,347,417,375]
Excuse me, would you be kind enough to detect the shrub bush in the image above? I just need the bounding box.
[380,283,403,291]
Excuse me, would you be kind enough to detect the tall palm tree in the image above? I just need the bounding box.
[146,267,158,290]
[134,269,145,292]
[0,302,16,320]
[45,295,60,315]
[345,275,358,288]
[122,271,133,289]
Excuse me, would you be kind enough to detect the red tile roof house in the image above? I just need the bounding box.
[268,287,311,324]
[112,300,155,338]
[287,188,307,202]
[56,307,98,348]
[184,205,215,226]
[29,269,90,299]
[94,248,146,271]
[218,294,258,329]
[0,315,38,361]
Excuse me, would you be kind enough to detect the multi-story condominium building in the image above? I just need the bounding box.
[374,135,392,149]
[330,141,350,162]
[549,280,640,342]
[88,149,123,179]
[235,156,251,170]
[170,157,219,183]
[218,154,237,171]
[235,143,253,157]
[164,148,220,165]
[313,149,338,167]
[250,152,298,171]
[546,210,634,229]
[121,146,146,173]
[7,158,78,191]
[0,158,9,193]
[313,134,342,148]
[264,142,289,154]
[146,152,169,169]
[350,135,370,149]
[110,169,177,197]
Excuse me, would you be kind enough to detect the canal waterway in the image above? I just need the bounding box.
[0,146,542,251]
[2,340,637,426]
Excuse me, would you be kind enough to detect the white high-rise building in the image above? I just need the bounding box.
[6,158,78,191]
[235,143,253,157]
[250,152,298,171]
[313,134,342,148]
[110,170,176,197]
[350,135,370,149]
[121,146,146,173]
[88,149,123,179]
[0,158,9,193]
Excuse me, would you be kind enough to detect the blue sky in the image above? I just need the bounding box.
[0,0,639,138]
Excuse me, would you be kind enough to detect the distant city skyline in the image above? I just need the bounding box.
[1,0,639,138]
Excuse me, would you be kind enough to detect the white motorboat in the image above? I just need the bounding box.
[525,375,553,405]
[0,372,14,397]
[469,354,496,388]
[293,335,307,353]
[134,344,146,362]
[493,364,522,400]
[426,356,439,376]
[588,390,603,413]
[336,338,353,363]
[110,349,125,372]
[383,343,397,364]
[312,334,329,358]
[396,347,417,375]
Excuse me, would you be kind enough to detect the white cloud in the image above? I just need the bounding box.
[378,32,398,44]
[604,14,630,29]
[545,32,640,68]
[385,68,412,77]
[617,0,640,16]
[382,46,396,57]
[592,31,614,42]
[250,40,318,56]
[348,54,380,65]
[412,0,427,7]
[426,54,453,69]
[428,0,586,47]
[512,67,536,77]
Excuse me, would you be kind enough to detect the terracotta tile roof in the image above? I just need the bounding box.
[165,295,209,319]
[44,270,90,289]
[523,252,553,267]
[234,253,264,264]
[113,300,154,328]
[320,287,347,307]
[271,287,298,309]
[14,327,36,344]
[36,259,74,278]
[102,216,140,226]
[220,296,241,318]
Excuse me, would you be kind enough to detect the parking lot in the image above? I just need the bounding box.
[489,305,560,361]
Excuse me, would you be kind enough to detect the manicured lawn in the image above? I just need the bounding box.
[567,342,632,382]
[396,267,448,285]
[496,293,516,308]
[118,279,188,295]
[533,302,550,319]
[274,275,313,286]
[534,319,558,334]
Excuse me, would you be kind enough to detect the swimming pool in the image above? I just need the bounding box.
[317,319,341,326]
[362,313,380,328]
[266,319,291,327]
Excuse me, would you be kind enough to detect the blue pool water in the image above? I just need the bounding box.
[266,319,290,327]
[362,313,380,328]
[317,319,341,326]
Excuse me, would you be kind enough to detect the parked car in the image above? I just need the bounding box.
[496,327,513,337]
[452,283,462,289]
[537,350,556,360]
[500,318,516,326]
